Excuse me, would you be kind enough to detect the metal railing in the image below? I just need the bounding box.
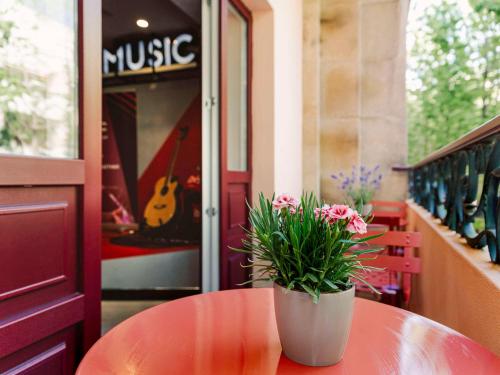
[410,115,500,264]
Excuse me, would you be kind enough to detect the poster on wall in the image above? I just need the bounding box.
[101,88,202,261]
[137,95,202,245]
[102,92,138,227]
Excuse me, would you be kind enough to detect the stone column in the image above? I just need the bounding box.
[319,0,361,203]
[303,0,409,202]
[358,0,408,201]
[302,0,321,196]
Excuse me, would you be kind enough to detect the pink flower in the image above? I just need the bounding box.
[315,205,333,222]
[329,204,353,221]
[347,211,367,234]
[314,207,322,219]
[290,206,303,215]
[272,194,299,211]
[320,205,331,219]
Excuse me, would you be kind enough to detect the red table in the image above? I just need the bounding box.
[77,289,500,374]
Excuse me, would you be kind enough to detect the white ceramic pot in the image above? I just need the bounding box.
[273,283,355,366]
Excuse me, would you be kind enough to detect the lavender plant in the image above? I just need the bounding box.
[331,165,383,211]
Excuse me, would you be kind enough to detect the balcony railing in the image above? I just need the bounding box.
[410,115,500,264]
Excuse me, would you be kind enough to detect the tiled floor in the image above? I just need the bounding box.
[101,300,165,335]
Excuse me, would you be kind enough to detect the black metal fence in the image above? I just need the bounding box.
[410,116,500,264]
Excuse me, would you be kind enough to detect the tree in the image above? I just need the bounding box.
[0,17,25,149]
[408,0,500,164]
[468,1,499,120]
[0,5,45,153]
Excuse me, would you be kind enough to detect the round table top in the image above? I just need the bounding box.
[77,289,500,374]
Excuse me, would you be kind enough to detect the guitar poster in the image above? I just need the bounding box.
[102,92,138,224]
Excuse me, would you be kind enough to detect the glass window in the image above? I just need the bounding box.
[0,0,78,158]
[226,3,247,171]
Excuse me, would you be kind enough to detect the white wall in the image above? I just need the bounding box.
[245,0,303,203]
[246,2,275,203]
[244,0,303,287]
[269,0,303,198]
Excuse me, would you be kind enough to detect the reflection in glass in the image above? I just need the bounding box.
[226,3,247,171]
[0,0,78,158]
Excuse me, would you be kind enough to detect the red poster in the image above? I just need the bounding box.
[102,92,137,224]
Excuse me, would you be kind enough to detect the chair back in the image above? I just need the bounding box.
[354,230,421,307]
[369,200,407,229]
[360,230,420,247]
[355,230,421,274]
[370,200,407,210]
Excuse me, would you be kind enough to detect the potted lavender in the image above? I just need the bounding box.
[234,193,381,366]
[331,165,383,215]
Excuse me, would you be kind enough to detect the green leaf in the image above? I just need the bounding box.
[303,273,319,283]
[351,246,384,255]
[323,279,340,291]
[299,283,318,303]
[351,275,381,294]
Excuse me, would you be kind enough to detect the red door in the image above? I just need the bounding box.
[0,1,101,373]
[219,0,252,289]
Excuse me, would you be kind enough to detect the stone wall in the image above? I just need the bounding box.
[303,0,409,203]
[302,0,321,196]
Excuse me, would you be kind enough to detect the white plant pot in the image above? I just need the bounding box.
[273,283,355,366]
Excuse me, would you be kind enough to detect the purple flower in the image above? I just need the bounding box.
[331,165,383,197]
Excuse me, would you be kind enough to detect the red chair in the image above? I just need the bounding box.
[353,230,421,308]
[370,200,408,230]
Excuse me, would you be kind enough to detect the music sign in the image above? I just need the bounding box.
[103,33,196,77]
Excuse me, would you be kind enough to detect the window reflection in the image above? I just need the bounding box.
[0,0,78,158]
[226,3,248,172]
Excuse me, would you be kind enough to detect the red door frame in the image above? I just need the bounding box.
[0,0,101,371]
[80,0,102,352]
[219,0,253,289]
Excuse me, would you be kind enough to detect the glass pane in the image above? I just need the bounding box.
[226,3,247,171]
[0,0,78,158]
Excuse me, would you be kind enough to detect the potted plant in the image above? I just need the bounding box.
[331,165,383,215]
[235,193,381,366]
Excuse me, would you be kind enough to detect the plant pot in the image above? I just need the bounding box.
[273,283,355,366]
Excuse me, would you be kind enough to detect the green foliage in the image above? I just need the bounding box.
[0,8,44,152]
[233,193,382,303]
[0,0,78,156]
[347,190,373,213]
[408,0,500,164]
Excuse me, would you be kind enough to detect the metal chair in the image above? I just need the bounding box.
[353,230,421,308]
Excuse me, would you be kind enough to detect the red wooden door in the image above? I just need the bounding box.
[0,1,101,373]
[219,0,252,289]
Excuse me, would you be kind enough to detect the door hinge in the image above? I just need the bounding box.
[205,207,217,217]
[204,96,217,108]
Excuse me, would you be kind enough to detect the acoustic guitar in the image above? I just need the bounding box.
[143,127,188,228]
